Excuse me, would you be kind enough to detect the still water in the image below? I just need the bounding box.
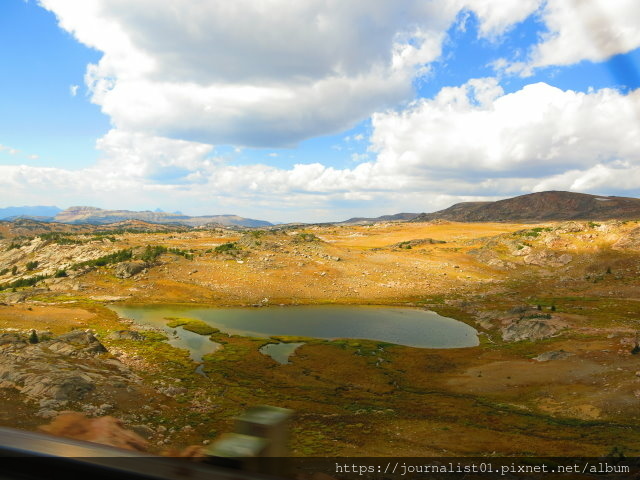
[109,305,479,362]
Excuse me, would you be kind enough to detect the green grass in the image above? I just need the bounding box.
[165,317,190,328]
[165,317,219,335]
[182,320,219,335]
[213,242,239,253]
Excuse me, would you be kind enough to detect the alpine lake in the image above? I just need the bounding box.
[109,305,479,365]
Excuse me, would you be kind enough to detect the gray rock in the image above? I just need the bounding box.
[159,386,187,397]
[36,409,59,419]
[613,227,640,251]
[131,424,155,439]
[501,319,565,342]
[533,350,573,362]
[0,329,138,405]
[0,333,26,347]
[115,261,148,279]
[56,330,99,345]
[109,330,146,341]
[50,330,108,356]
[22,373,95,401]
[523,249,572,267]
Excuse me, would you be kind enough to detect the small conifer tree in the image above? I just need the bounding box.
[28,329,38,344]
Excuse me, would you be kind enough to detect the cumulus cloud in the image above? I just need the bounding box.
[3,78,639,222]
[38,0,467,148]
[370,78,640,182]
[460,0,543,38]
[496,0,640,75]
[13,1,639,222]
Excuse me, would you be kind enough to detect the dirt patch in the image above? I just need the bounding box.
[0,304,96,333]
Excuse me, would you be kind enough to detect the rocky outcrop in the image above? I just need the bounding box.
[390,238,446,249]
[501,318,566,342]
[522,250,572,267]
[612,227,640,251]
[534,350,573,362]
[0,330,140,416]
[468,247,516,270]
[114,261,147,279]
[109,330,146,341]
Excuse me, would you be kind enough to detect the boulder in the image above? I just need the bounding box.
[109,330,146,341]
[501,319,565,342]
[612,227,640,251]
[533,350,573,362]
[114,261,147,279]
[0,333,26,347]
[21,373,95,401]
[522,250,572,267]
[51,330,108,355]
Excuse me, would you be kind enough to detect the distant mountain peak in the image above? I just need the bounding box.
[0,205,62,221]
[54,206,272,227]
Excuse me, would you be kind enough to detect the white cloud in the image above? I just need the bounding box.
[496,0,640,75]
[0,143,40,160]
[38,0,465,148]
[3,79,640,221]
[14,1,639,222]
[461,0,543,38]
[70,84,79,96]
[351,153,369,163]
[370,78,640,180]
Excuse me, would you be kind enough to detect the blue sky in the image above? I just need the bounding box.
[1,0,640,222]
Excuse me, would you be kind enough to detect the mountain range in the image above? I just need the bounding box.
[410,191,640,223]
[0,206,272,227]
[0,206,62,220]
[340,213,420,224]
[2,191,639,227]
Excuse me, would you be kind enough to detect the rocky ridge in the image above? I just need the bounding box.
[0,329,142,419]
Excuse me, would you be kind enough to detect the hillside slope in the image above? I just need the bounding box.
[412,191,640,222]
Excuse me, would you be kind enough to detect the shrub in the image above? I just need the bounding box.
[11,266,17,275]
[0,274,49,291]
[168,247,194,260]
[54,269,68,278]
[28,330,39,344]
[214,242,239,253]
[39,233,83,245]
[293,233,319,243]
[140,245,168,262]
[139,245,193,262]
[26,261,39,271]
[72,249,133,269]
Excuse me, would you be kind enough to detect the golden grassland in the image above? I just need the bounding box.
[0,219,639,455]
